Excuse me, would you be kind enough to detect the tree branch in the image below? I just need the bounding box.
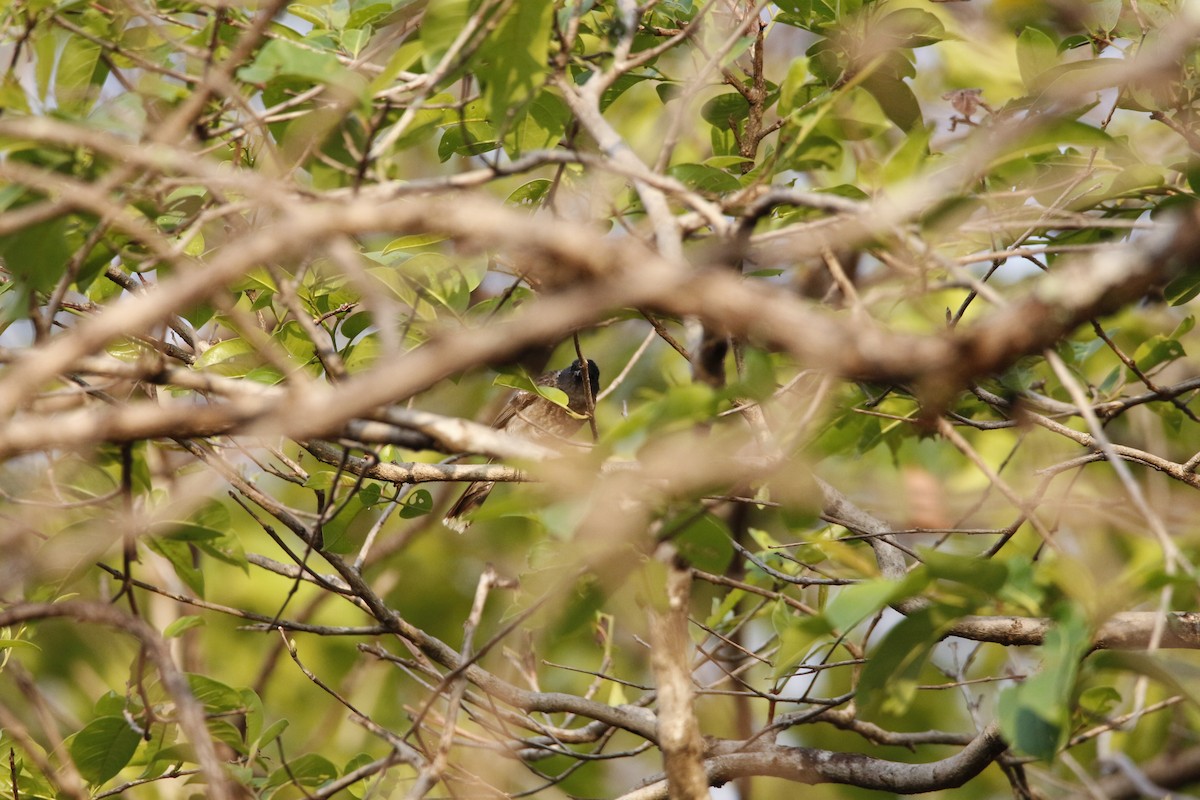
[622,724,1007,798]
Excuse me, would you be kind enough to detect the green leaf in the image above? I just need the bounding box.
[1131,333,1185,374]
[505,90,570,156]
[381,96,451,152]
[1087,0,1122,31]
[701,92,750,129]
[163,616,205,638]
[1078,685,1121,716]
[479,1,555,137]
[56,34,104,113]
[1059,333,1107,366]
[674,514,734,573]
[0,215,72,293]
[33,25,57,103]
[881,122,933,183]
[862,72,922,131]
[667,163,742,194]
[254,718,290,751]
[383,233,449,254]
[438,119,499,161]
[823,87,890,140]
[288,5,328,27]
[492,371,568,407]
[153,515,246,573]
[600,72,653,111]
[1017,27,1058,90]
[1108,163,1164,198]
[1163,267,1200,306]
[773,0,838,32]
[550,579,607,639]
[998,605,1091,760]
[274,320,319,369]
[991,120,1113,165]
[421,0,473,71]
[1151,400,1183,433]
[397,252,472,314]
[604,383,721,445]
[875,8,945,48]
[195,338,257,375]
[349,3,394,28]
[656,81,683,104]
[705,155,755,170]
[145,537,204,596]
[806,38,845,86]
[239,688,265,746]
[1032,58,1123,98]
[155,521,223,542]
[187,673,247,713]
[1097,364,1122,395]
[340,27,371,58]
[238,39,361,94]
[207,718,246,752]
[785,135,843,171]
[93,691,127,718]
[317,504,365,553]
[337,312,373,343]
[732,347,776,399]
[824,575,924,631]
[506,178,553,206]
[773,609,834,679]
[779,58,813,115]
[69,716,141,785]
[998,688,1063,760]
[358,481,383,507]
[856,606,951,717]
[399,488,434,518]
[0,638,41,653]
[922,549,1009,594]
[343,335,380,372]
[708,588,747,629]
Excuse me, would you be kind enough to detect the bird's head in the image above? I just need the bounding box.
[563,358,600,397]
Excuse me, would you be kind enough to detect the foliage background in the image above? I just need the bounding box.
[2,0,1200,797]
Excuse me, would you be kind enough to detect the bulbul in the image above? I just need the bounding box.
[443,358,600,531]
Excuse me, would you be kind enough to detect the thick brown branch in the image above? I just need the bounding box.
[2,195,1195,438]
[623,724,1007,798]
[646,551,708,798]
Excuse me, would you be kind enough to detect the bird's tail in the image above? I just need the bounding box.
[443,481,495,532]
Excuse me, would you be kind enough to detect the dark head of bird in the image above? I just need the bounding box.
[555,359,600,413]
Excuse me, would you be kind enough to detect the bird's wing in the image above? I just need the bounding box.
[491,389,532,429]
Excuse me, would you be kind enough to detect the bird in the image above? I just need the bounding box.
[443,358,600,531]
